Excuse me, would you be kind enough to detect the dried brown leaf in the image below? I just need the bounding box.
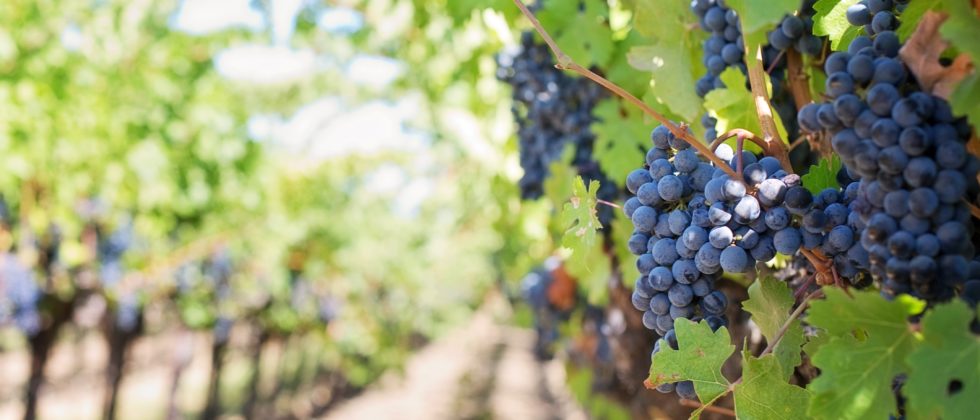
[899,11,975,99]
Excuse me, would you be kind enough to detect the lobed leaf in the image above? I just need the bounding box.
[742,277,805,379]
[734,352,812,420]
[905,300,980,420]
[801,156,842,196]
[812,0,863,51]
[806,289,925,420]
[648,319,735,404]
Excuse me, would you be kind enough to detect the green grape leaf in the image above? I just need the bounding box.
[949,72,980,129]
[450,0,519,27]
[734,352,812,420]
[813,0,863,51]
[742,277,804,379]
[537,0,614,67]
[940,0,980,127]
[704,68,789,142]
[727,0,800,50]
[801,156,842,195]
[560,176,610,304]
[560,176,603,254]
[592,98,649,187]
[606,31,654,97]
[940,0,980,63]
[905,300,980,420]
[648,319,734,404]
[629,0,704,122]
[896,0,940,41]
[806,289,926,420]
[802,330,831,357]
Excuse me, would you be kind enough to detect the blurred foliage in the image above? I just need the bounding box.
[0,0,555,388]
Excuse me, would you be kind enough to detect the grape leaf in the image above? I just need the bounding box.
[704,68,789,142]
[812,0,863,51]
[537,0,614,67]
[801,156,842,195]
[939,0,980,127]
[647,319,735,404]
[734,352,812,420]
[560,176,610,304]
[741,277,804,379]
[899,11,973,99]
[895,0,940,41]
[449,0,519,27]
[802,330,831,356]
[592,98,649,187]
[939,0,980,63]
[727,0,800,50]
[805,289,926,420]
[606,31,653,97]
[629,0,704,122]
[905,300,980,420]
[560,176,603,255]
[949,73,980,128]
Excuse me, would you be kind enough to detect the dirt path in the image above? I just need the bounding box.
[323,308,587,420]
[0,299,588,420]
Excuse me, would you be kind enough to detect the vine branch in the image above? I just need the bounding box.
[510,0,743,181]
[679,399,736,417]
[964,198,980,220]
[759,288,823,357]
[745,45,793,171]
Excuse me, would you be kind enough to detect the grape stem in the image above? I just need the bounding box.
[765,50,785,74]
[744,45,793,171]
[596,199,622,209]
[510,0,744,181]
[786,50,833,156]
[735,135,745,176]
[678,399,736,417]
[760,288,823,357]
[964,198,980,220]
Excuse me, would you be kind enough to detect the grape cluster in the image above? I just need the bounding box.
[496,32,617,224]
[781,181,872,284]
[846,0,909,37]
[115,292,142,333]
[691,0,746,144]
[625,125,732,399]
[798,21,979,300]
[0,253,42,336]
[766,1,822,57]
[521,259,569,360]
[691,0,745,100]
[98,221,133,287]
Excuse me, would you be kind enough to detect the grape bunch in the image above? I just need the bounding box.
[521,259,572,360]
[690,0,745,142]
[98,221,133,287]
[496,32,617,224]
[846,0,909,37]
[780,181,872,285]
[0,253,42,336]
[766,1,822,56]
[691,0,745,100]
[797,17,979,301]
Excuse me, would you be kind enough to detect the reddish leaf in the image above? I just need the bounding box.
[898,11,974,99]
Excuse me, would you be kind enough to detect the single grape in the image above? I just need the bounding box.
[773,228,803,254]
[649,266,675,291]
[720,245,750,273]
